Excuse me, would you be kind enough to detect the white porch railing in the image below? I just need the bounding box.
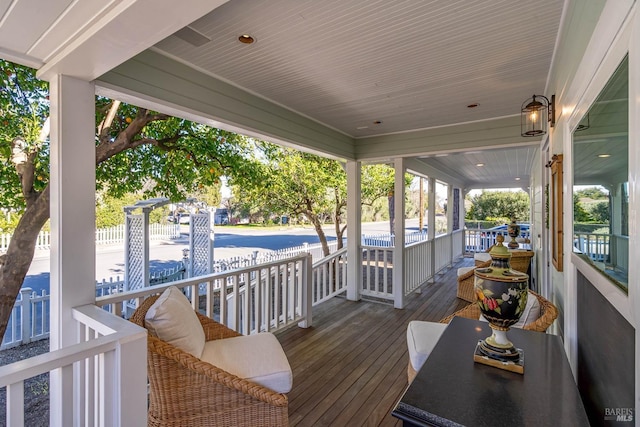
[403,230,464,298]
[0,304,147,427]
[96,254,313,334]
[404,239,433,296]
[464,228,531,253]
[4,251,336,349]
[573,232,629,274]
[311,247,348,306]
[361,245,394,300]
[434,234,452,273]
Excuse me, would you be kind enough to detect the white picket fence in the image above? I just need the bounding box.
[0,223,181,252]
[214,240,343,272]
[1,231,430,349]
[1,264,185,350]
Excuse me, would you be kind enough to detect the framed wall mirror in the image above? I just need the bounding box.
[550,154,563,271]
[572,55,628,292]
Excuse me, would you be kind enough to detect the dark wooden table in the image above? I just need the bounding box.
[392,317,589,426]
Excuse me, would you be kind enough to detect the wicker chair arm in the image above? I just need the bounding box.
[196,312,243,341]
[440,290,557,333]
[148,335,288,407]
[522,290,558,332]
[439,304,481,324]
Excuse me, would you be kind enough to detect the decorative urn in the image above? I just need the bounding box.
[507,217,521,249]
[474,235,528,370]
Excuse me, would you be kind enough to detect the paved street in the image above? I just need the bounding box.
[23,219,421,294]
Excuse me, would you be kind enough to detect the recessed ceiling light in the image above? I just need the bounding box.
[598,154,611,158]
[467,103,480,108]
[238,34,256,44]
[515,177,521,181]
[476,163,484,167]
[373,120,382,125]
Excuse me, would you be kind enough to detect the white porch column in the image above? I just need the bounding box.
[446,184,454,234]
[393,158,405,308]
[428,178,436,282]
[49,75,96,425]
[460,189,468,251]
[447,184,454,262]
[346,161,362,301]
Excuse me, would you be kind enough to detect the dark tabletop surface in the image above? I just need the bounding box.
[393,317,589,427]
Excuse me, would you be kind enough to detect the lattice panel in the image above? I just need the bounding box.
[190,213,212,278]
[125,214,144,291]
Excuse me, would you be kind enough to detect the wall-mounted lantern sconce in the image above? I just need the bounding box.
[521,94,555,137]
[575,113,590,132]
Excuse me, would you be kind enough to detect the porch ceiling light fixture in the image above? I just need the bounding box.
[238,34,256,44]
[521,94,555,137]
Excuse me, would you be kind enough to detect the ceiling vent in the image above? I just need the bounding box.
[174,26,212,47]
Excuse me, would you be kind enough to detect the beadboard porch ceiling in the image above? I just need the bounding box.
[0,0,569,188]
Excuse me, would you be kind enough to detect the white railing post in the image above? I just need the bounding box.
[6,382,24,426]
[298,255,313,328]
[19,288,32,345]
[114,335,147,426]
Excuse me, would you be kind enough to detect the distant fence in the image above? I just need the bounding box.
[214,240,344,272]
[361,231,428,247]
[2,230,423,350]
[1,263,185,350]
[0,223,181,252]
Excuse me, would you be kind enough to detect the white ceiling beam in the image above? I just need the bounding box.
[37,0,229,81]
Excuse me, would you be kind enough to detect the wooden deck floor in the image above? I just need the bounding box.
[274,256,474,426]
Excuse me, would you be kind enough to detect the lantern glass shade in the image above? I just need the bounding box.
[521,95,549,137]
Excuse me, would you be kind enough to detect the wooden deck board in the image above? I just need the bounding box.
[275,256,474,426]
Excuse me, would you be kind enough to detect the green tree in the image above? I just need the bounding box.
[573,193,592,222]
[234,146,400,255]
[589,201,610,223]
[0,60,256,338]
[465,191,530,222]
[575,187,608,200]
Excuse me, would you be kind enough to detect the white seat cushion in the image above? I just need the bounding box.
[474,252,492,263]
[457,266,475,277]
[144,286,205,358]
[479,291,541,329]
[406,321,447,372]
[201,332,292,394]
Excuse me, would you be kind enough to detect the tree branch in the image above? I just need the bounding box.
[97,100,121,139]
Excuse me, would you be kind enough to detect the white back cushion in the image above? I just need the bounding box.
[201,333,293,393]
[145,286,205,357]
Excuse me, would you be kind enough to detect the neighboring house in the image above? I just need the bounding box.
[0,1,637,425]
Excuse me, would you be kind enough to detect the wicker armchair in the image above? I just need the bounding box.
[456,260,490,302]
[441,290,557,332]
[130,295,289,427]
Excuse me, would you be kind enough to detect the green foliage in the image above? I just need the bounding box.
[234,145,345,221]
[575,187,608,200]
[233,148,400,224]
[573,193,593,222]
[1,59,255,231]
[96,193,136,228]
[0,60,50,210]
[465,191,530,221]
[0,211,20,233]
[589,201,610,223]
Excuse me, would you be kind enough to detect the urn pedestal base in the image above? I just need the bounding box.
[473,340,524,374]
